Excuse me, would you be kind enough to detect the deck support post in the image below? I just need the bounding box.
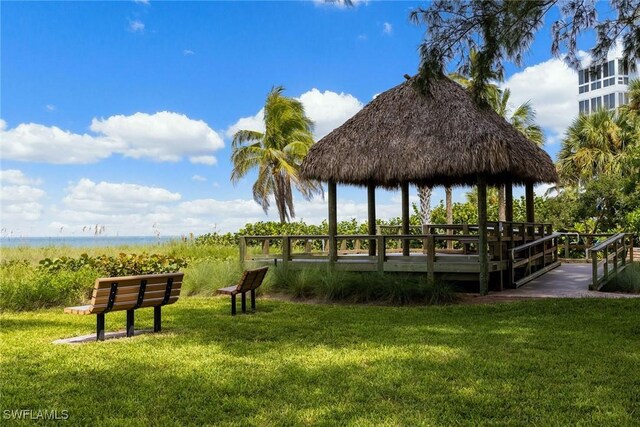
[505,180,514,222]
[478,176,489,296]
[401,182,410,257]
[328,181,338,264]
[446,186,453,250]
[367,184,377,256]
[504,180,514,287]
[525,182,535,224]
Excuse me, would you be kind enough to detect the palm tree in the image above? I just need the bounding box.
[231,86,322,223]
[451,68,544,221]
[492,89,545,220]
[418,186,432,225]
[558,109,635,185]
[627,78,640,113]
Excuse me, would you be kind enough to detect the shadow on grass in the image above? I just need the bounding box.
[1,297,640,425]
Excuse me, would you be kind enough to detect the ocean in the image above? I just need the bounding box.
[0,236,182,248]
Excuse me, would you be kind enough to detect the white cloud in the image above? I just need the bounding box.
[128,20,145,33]
[1,112,224,164]
[0,122,122,164]
[183,49,195,56]
[0,170,46,227]
[298,89,363,139]
[0,184,45,205]
[189,155,217,165]
[192,175,206,182]
[382,22,392,35]
[502,58,577,138]
[227,89,363,141]
[62,178,181,214]
[0,169,42,186]
[314,0,368,8]
[357,34,367,41]
[133,0,150,4]
[91,111,224,162]
[45,104,56,112]
[225,108,265,139]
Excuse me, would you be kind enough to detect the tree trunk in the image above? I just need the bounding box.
[498,185,506,222]
[418,185,432,225]
[445,186,453,249]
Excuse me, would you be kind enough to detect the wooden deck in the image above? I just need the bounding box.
[239,224,636,291]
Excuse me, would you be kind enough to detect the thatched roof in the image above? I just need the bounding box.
[301,75,558,188]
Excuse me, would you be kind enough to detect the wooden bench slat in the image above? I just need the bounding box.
[64,305,92,315]
[94,273,184,289]
[106,281,182,296]
[217,285,239,295]
[91,282,182,300]
[91,288,181,305]
[88,296,180,314]
[66,273,183,315]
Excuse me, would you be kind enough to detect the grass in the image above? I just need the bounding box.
[2,297,640,425]
[269,266,458,305]
[602,262,640,293]
[0,243,242,310]
[0,241,240,265]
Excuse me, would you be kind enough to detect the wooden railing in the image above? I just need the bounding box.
[239,222,556,282]
[558,233,620,260]
[588,233,634,290]
[509,232,561,287]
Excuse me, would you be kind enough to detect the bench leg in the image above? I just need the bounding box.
[96,313,105,341]
[231,294,236,316]
[241,292,247,313]
[126,309,135,337]
[154,306,161,332]
[251,289,256,311]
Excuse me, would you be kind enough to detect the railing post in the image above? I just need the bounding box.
[239,236,247,265]
[603,246,609,283]
[564,235,570,258]
[340,238,347,253]
[262,239,270,255]
[630,235,635,262]
[591,250,598,290]
[613,240,618,274]
[282,236,290,271]
[377,235,385,273]
[426,235,435,283]
[585,237,592,261]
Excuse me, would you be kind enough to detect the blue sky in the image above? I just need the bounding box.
[1,1,596,237]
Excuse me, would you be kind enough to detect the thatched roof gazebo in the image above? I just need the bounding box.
[301,75,558,294]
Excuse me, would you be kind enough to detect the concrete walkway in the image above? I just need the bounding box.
[493,263,640,299]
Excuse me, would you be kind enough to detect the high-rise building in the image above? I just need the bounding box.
[577,51,639,115]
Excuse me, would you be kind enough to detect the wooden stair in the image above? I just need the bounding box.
[630,247,640,261]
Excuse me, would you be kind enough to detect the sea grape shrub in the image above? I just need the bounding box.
[38,253,94,272]
[38,253,187,276]
[194,232,237,246]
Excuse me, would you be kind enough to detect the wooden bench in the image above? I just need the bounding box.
[64,272,183,341]
[217,267,268,315]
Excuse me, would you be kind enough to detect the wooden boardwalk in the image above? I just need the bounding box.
[494,263,639,299]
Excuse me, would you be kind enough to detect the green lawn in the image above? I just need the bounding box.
[2,297,640,426]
